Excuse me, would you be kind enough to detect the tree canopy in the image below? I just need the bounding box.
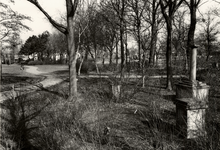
[19,31,50,58]
[0,1,30,41]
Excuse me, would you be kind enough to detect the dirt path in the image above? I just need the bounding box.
[25,66,46,75]
[0,66,64,101]
[25,66,63,88]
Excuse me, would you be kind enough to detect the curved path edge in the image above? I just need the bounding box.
[0,66,65,102]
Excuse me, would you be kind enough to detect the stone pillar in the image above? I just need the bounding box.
[175,98,208,138]
[112,84,121,100]
[175,79,210,138]
[175,45,210,138]
[190,47,197,81]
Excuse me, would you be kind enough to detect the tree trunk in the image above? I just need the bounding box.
[116,40,118,66]
[60,53,63,64]
[125,30,128,68]
[84,48,89,61]
[109,49,113,65]
[0,44,2,92]
[102,53,105,66]
[187,3,197,74]
[159,0,184,90]
[142,52,146,88]
[88,49,100,74]
[166,21,173,90]
[206,49,210,61]
[53,53,56,62]
[94,45,100,74]
[120,25,125,73]
[149,1,158,67]
[8,55,11,65]
[78,54,84,76]
[137,24,141,69]
[149,24,157,67]
[67,19,77,101]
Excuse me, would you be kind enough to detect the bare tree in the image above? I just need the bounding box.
[172,9,188,72]
[26,0,79,101]
[99,1,120,67]
[107,0,127,75]
[159,0,184,90]
[127,0,146,69]
[198,9,220,61]
[85,4,102,74]
[0,1,30,91]
[100,17,118,66]
[145,1,163,67]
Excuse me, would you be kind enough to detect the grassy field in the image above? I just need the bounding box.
[35,64,68,73]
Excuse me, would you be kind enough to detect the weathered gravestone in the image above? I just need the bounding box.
[174,46,210,139]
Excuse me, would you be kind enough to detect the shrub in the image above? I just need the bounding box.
[17,58,23,63]
[76,59,95,74]
[21,59,33,65]
[43,58,53,64]
[27,60,43,65]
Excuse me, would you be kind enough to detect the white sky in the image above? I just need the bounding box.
[10,0,66,42]
[8,0,220,43]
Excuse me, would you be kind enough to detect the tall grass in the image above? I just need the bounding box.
[0,64,219,149]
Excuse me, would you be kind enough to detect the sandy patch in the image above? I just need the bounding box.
[25,66,46,75]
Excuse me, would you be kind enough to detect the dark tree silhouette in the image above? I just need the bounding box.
[159,0,184,90]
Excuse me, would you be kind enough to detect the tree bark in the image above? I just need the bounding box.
[187,4,196,72]
[166,21,173,90]
[149,1,158,67]
[66,0,78,101]
[120,22,125,73]
[66,19,78,101]
[149,23,157,67]
[137,22,141,70]
[186,0,201,74]
[142,52,146,88]
[0,43,2,92]
[137,24,141,69]
[116,40,118,66]
[84,48,89,61]
[78,54,84,76]
[109,49,113,65]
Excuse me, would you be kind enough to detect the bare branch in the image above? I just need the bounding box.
[27,0,67,34]
[183,0,190,8]
[213,0,220,4]
[72,0,79,16]
[198,0,209,7]
[0,29,10,40]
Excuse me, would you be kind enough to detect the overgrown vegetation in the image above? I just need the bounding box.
[1,64,219,149]
[1,0,220,149]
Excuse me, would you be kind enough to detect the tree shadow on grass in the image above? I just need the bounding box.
[51,70,69,78]
[2,74,45,85]
[0,95,49,150]
[34,82,69,99]
[120,97,181,148]
[81,108,141,150]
